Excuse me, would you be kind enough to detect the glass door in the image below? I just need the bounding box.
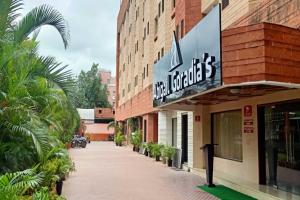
[263,101,300,195]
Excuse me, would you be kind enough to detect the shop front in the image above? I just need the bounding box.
[258,100,300,195]
[153,3,300,199]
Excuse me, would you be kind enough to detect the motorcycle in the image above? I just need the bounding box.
[71,135,87,148]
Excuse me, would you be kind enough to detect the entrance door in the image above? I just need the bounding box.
[258,101,300,195]
[181,114,188,164]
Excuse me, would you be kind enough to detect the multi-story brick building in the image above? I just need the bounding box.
[116,0,300,199]
[98,69,116,108]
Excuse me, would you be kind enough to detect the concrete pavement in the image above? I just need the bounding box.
[63,142,218,200]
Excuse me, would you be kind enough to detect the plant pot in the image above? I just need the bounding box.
[135,147,140,152]
[56,181,63,196]
[144,151,148,156]
[167,159,172,167]
[66,143,71,149]
[155,156,160,161]
[162,157,166,164]
[133,146,136,151]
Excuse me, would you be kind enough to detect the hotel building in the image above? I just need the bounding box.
[116,0,300,199]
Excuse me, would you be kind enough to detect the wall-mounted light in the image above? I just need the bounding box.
[230,88,241,94]
[187,99,198,104]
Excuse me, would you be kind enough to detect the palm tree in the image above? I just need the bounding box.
[0,0,70,48]
[0,41,76,172]
[0,0,77,173]
[107,121,123,134]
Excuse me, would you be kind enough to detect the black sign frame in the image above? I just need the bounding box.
[153,4,222,107]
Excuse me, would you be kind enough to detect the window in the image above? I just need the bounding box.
[158,3,161,17]
[136,7,139,20]
[213,110,242,161]
[98,110,102,114]
[144,27,146,40]
[147,22,150,35]
[180,20,184,38]
[143,67,145,79]
[162,0,164,13]
[176,25,179,40]
[172,0,176,8]
[146,64,149,77]
[135,41,139,53]
[123,63,125,71]
[161,47,164,57]
[122,89,125,97]
[155,17,158,34]
[113,110,115,115]
[143,1,145,20]
[128,83,131,92]
[222,0,229,9]
[158,52,160,60]
[134,75,138,86]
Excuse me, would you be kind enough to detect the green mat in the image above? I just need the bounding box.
[197,185,256,200]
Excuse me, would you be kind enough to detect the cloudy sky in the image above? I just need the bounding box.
[22,0,120,76]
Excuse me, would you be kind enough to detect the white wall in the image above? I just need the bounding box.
[158,111,176,145]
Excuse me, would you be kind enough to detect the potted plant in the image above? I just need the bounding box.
[40,146,75,196]
[151,144,164,161]
[164,145,176,167]
[148,142,154,157]
[142,143,149,156]
[130,130,142,152]
[114,132,125,146]
[161,145,167,164]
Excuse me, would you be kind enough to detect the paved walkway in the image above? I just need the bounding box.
[63,142,218,200]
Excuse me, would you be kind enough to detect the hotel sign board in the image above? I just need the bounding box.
[153,5,221,107]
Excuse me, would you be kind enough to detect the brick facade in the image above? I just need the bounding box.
[116,85,156,121]
[175,0,203,35]
[142,113,158,143]
[231,0,300,29]
[222,23,300,85]
[95,108,115,119]
[116,0,205,122]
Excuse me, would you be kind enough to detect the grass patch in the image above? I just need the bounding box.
[197,185,256,200]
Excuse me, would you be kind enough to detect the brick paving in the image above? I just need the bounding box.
[63,142,218,200]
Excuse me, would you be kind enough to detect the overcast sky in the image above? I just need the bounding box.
[22,0,120,76]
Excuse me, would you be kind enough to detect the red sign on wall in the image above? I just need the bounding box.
[244,127,254,133]
[244,105,252,117]
[195,115,201,122]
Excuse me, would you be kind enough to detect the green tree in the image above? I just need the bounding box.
[0,0,79,174]
[73,63,110,108]
[0,0,69,48]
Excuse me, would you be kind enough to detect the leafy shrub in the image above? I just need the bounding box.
[130,129,142,148]
[151,144,164,157]
[114,132,126,146]
[163,145,176,160]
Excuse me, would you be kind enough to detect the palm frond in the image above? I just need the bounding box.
[0,0,23,40]
[3,121,50,159]
[0,168,44,195]
[33,56,75,95]
[13,4,70,48]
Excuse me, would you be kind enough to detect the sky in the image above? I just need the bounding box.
[22,0,120,76]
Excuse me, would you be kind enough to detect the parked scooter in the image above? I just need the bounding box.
[71,135,87,148]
